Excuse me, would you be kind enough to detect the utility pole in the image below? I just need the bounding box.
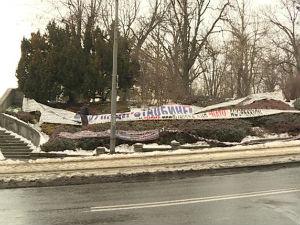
[110,0,119,154]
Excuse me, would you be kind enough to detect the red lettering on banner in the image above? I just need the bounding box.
[208,110,227,118]
[144,116,161,120]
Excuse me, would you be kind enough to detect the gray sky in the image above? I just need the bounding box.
[0,0,274,98]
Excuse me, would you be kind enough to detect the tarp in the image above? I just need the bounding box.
[58,129,300,145]
[194,91,286,113]
[59,129,160,142]
[23,98,79,125]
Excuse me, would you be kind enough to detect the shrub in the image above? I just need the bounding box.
[76,138,108,150]
[41,138,76,152]
[293,98,300,110]
[5,111,41,124]
[17,112,36,123]
[41,123,80,136]
[255,114,300,135]
[185,120,252,142]
[158,132,197,145]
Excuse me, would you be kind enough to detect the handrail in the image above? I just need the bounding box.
[0,89,40,146]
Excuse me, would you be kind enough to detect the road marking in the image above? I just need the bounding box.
[86,187,300,212]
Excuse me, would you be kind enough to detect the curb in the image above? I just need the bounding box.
[0,154,299,189]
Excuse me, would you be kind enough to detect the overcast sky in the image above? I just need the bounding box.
[0,0,274,98]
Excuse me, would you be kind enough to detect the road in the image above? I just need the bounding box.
[0,165,299,225]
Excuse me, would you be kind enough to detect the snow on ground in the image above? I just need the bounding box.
[242,133,292,143]
[0,139,298,165]
[48,149,96,156]
[0,150,5,160]
[40,143,173,156]
[181,141,210,147]
[115,144,134,153]
[286,99,297,108]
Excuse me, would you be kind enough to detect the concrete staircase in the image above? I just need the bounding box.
[0,129,32,159]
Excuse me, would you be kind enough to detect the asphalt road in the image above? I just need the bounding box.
[0,165,299,225]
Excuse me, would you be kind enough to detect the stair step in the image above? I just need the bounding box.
[0,143,26,146]
[0,138,21,141]
[1,147,31,151]
[2,154,30,159]
[2,152,30,156]
[1,148,30,151]
[0,135,21,138]
[0,128,35,159]
[0,145,29,148]
[0,139,23,142]
[0,142,28,146]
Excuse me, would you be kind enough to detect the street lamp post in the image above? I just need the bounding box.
[110,0,119,154]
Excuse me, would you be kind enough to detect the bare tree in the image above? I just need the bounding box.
[265,0,300,99]
[199,39,229,98]
[268,0,300,76]
[225,0,267,97]
[100,0,167,53]
[48,0,103,37]
[159,0,230,98]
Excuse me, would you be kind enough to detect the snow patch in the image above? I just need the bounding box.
[181,141,209,147]
[48,149,96,156]
[0,150,5,161]
[242,133,292,142]
[0,139,298,166]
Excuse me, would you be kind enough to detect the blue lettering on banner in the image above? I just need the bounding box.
[88,115,98,121]
[161,105,168,115]
[153,107,161,116]
[147,109,154,117]
[183,106,189,114]
[175,106,183,114]
[74,114,80,119]
[167,106,176,115]
[116,113,128,120]
[134,112,141,117]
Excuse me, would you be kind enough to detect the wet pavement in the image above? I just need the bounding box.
[0,165,299,225]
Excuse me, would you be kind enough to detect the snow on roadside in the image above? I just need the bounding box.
[0,139,298,165]
[48,149,96,156]
[181,141,209,147]
[115,144,134,153]
[242,133,292,143]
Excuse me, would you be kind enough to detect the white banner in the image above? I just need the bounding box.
[74,108,299,124]
[22,97,300,125]
[74,104,201,124]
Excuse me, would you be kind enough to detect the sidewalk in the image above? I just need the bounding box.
[0,140,299,188]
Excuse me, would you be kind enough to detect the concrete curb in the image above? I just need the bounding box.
[0,141,299,189]
[0,156,299,189]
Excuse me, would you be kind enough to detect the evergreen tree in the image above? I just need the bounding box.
[16,21,140,103]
